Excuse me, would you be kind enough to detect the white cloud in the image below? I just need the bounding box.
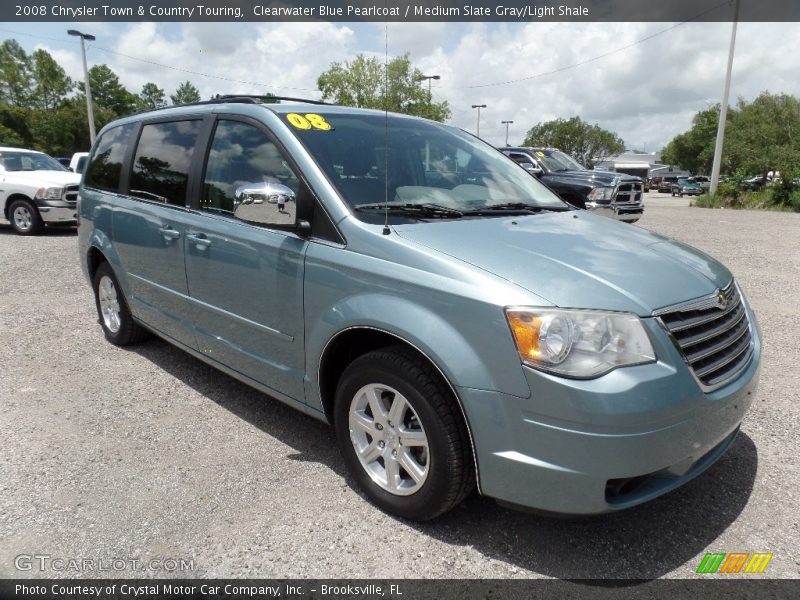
[20,20,800,154]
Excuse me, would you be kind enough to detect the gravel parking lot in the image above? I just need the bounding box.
[1,197,798,580]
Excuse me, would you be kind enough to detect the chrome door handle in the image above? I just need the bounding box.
[158,227,181,240]
[187,233,211,249]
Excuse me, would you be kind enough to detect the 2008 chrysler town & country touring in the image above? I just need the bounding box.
[78,97,760,521]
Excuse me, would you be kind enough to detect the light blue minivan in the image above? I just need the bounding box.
[78,97,760,520]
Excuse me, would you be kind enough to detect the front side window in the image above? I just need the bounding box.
[129,120,202,206]
[201,120,299,222]
[284,112,567,223]
[84,124,135,192]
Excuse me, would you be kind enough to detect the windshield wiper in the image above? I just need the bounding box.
[462,202,572,215]
[355,203,464,219]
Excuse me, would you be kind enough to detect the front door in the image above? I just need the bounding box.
[183,118,308,401]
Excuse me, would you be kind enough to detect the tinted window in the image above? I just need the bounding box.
[129,120,201,206]
[84,124,135,192]
[201,120,299,214]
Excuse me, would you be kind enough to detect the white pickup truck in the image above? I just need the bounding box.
[0,147,82,235]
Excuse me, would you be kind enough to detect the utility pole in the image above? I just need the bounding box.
[472,104,487,137]
[501,120,514,146]
[710,0,740,195]
[68,29,97,145]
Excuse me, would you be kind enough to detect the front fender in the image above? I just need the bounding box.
[304,292,531,413]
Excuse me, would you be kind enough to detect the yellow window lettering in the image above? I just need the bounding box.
[305,114,332,130]
[287,113,311,129]
[286,113,332,131]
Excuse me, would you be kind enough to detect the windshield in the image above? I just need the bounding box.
[0,150,67,172]
[535,149,585,172]
[283,112,567,222]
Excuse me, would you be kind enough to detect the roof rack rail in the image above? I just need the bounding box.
[127,94,331,118]
[212,94,331,106]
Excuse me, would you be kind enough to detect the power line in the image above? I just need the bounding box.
[89,45,320,94]
[457,1,732,89]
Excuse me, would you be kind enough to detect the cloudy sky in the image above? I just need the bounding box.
[3,20,799,152]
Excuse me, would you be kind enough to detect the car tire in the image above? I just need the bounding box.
[8,199,43,235]
[93,262,149,346]
[334,345,475,521]
[679,192,684,197]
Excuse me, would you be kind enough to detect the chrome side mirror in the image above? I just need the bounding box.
[520,161,542,175]
[233,182,297,226]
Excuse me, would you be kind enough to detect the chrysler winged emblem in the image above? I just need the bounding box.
[716,291,728,310]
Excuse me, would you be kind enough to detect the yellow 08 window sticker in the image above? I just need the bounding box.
[286,113,332,131]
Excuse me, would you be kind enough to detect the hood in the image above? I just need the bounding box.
[544,168,639,187]
[2,170,81,187]
[393,212,731,316]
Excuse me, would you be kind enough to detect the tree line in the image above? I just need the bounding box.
[0,39,201,156]
[662,92,800,180]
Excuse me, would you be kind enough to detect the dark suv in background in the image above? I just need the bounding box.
[501,147,644,223]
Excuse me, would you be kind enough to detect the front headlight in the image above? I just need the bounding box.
[505,308,656,378]
[586,187,613,202]
[35,187,64,200]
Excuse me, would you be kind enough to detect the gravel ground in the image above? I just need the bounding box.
[0,197,798,580]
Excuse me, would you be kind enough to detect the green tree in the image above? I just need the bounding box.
[30,49,73,111]
[522,116,624,166]
[0,102,32,146]
[661,106,724,175]
[79,64,137,117]
[170,81,201,105]
[317,53,450,122]
[0,39,33,107]
[138,82,167,110]
[726,92,800,179]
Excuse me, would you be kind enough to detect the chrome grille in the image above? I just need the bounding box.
[613,182,643,205]
[63,184,79,204]
[657,282,754,390]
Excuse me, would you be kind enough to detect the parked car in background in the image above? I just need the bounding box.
[657,175,680,193]
[69,152,90,174]
[78,98,760,520]
[671,179,703,197]
[0,146,81,235]
[741,175,768,191]
[688,175,711,190]
[502,147,644,222]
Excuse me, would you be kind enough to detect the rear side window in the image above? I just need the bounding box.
[129,120,202,206]
[83,123,135,192]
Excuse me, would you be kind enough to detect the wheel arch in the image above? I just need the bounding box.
[318,325,482,494]
[3,193,34,219]
[86,245,108,281]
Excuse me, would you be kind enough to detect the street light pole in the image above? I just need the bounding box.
[501,120,514,146]
[472,104,486,137]
[68,29,96,145]
[418,74,440,94]
[709,0,740,196]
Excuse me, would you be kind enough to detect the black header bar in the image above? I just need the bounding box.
[5,0,800,23]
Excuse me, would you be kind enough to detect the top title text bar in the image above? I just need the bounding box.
[5,0,800,23]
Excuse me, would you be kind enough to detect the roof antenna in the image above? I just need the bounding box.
[382,18,391,236]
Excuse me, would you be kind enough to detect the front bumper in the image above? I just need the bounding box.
[586,202,644,222]
[35,199,77,224]
[459,316,760,515]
